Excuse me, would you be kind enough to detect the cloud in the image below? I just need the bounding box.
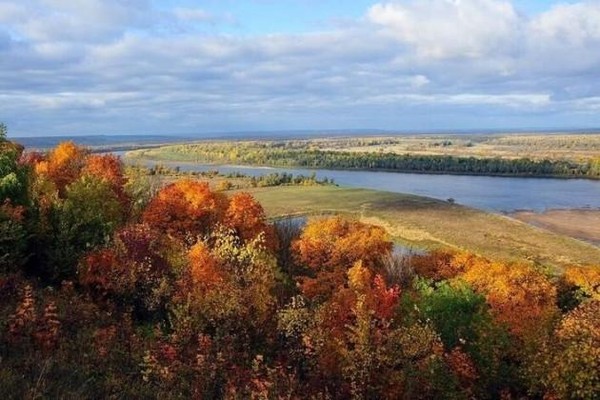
[367,0,521,59]
[2,0,151,43]
[0,0,599,136]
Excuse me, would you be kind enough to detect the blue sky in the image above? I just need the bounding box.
[1,0,599,136]
[154,1,575,34]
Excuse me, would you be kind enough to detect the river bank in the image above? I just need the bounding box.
[510,209,600,247]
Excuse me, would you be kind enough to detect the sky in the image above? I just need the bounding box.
[1,0,599,137]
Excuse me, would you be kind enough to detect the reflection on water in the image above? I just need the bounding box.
[393,243,427,257]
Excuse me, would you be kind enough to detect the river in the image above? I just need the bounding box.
[120,155,600,213]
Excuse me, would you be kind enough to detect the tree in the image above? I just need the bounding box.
[0,134,30,273]
[0,138,29,206]
[292,217,392,301]
[123,165,158,220]
[527,300,600,399]
[142,180,228,242]
[460,258,558,338]
[42,175,124,282]
[416,279,489,349]
[171,228,279,356]
[79,223,177,317]
[82,154,129,209]
[555,266,600,312]
[224,192,277,249]
[0,201,28,273]
[35,141,88,195]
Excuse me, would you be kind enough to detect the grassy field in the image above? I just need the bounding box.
[245,185,600,272]
[317,133,600,161]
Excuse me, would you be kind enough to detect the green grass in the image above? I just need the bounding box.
[246,185,600,272]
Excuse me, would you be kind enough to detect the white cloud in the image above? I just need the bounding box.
[368,0,521,59]
[0,0,600,135]
[530,2,600,43]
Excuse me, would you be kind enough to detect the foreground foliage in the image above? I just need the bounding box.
[1,136,599,399]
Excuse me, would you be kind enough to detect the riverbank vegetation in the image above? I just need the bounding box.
[128,136,600,178]
[142,163,335,189]
[1,136,599,398]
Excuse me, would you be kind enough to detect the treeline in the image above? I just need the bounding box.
[143,163,335,187]
[230,171,335,187]
[137,142,600,178]
[1,134,599,398]
[320,134,600,151]
[487,134,600,150]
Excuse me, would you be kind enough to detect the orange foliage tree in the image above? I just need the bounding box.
[142,180,228,242]
[460,258,558,338]
[82,154,129,208]
[563,265,600,300]
[35,141,88,195]
[277,259,458,398]
[171,228,279,348]
[292,217,392,300]
[224,192,276,248]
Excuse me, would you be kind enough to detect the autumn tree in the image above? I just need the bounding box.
[0,202,27,273]
[526,300,600,399]
[557,266,600,311]
[292,217,392,301]
[171,228,279,347]
[142,180,228,243]
[79,224,180,317]
[279,298,454,398]
[224,192,277,249]
[409,251,468,282]
[82,154,130,210]
[0,137,30,272]
[460,258,558,339]
[35,141,88,195]
[42,175,125,282]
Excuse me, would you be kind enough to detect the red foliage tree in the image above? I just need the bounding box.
[79,224,176,315]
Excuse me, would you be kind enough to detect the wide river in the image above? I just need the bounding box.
[121,155,600,213]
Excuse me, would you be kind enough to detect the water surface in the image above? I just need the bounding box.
[123,155,600,213]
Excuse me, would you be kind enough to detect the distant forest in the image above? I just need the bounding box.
[134,142,600,178]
